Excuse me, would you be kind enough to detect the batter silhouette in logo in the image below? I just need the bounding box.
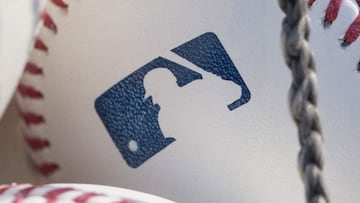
[95,32,251,168]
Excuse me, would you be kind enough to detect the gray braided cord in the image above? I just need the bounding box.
[278,0,330,203]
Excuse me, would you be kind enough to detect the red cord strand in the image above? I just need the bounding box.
[342,14,360,46]
[36,163,60,177]
[25,62,43,75]
[17,84,43,99]
[51,0,69,9]
[42,10,57,33]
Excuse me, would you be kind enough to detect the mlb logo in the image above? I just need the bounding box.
[95,32,251,168]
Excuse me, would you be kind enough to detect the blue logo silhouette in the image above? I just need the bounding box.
[95,32,251,168]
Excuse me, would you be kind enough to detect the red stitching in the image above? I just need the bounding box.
[324,0,343,26]
[44,188,74,203]
[0,184,139,203]
[13,186,38,203]
[36,163,60,177]
[309,0,360,71]
[0,185,11,195]
[17,83,43,99]
[51,0,69,9]
[34,37,48,52]
[115,200,136,203]
[308,0,316,6]
[309,0,360,47]
[23,133,50,151]
[25,62,43,75]
[71,191,136,203]
[342,13,360,46]
[42,10,57,33]
[19,111,46,126]
[17,0,70,177]
[73,192,98,203]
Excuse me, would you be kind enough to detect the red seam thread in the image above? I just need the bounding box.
[309,0,360,71]
[308,0,316,6]
[342,13,360,46]
[19,111,46,126]
[324,0,343,26]
[73,193,99,203]
[18,0,70,177]
[44,188,74,203]
[16,100,46,126]
[25,62,43,75]
[1,185,138,203]
[42,10,57,33]
[0,185,11,195]
[17,83,43,99]
[34,37,48,52]
[12,186,38,203]
[51,0,69,9]
[23,133,51,151]
[310,0,360,46]
[115,200,136,203]
[73,192,135,203]
[36,163,60,177]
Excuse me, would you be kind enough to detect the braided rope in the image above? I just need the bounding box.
[278,0,330,202]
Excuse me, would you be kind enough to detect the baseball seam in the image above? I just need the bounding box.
[0,184,136,203]
[16,0,69,177]
[310,0,360,70]
[310,0,360,45]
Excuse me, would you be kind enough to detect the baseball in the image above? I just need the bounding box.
[12,0,360,202]
[0,183,174,203]
[0,0,42,118]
